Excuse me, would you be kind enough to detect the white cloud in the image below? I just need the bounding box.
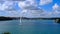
[25,0,37,6]
[0,1,21,17]
[40,0,53,5]
[18,0,53,18]
[18,0,40,17]
[0,1,15,11]
[5,11,20,17]
[52,3,60,17]
[8,0,25,1]
[0,0,25,1]
[18,1,27,9]
[20,7,53,18]
[52,3,59,10]
[18,0,60,18]
[18,0,37,9]
[0,11,20,17]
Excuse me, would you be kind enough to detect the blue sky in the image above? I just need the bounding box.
[0,0,60,17]
[39,0,60,11]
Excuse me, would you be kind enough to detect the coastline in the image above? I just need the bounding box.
[20,17,60,23]
[0,16,60,23]
[20,17,60,20]
[0,16,20,21]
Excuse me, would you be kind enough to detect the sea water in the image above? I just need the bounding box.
[0,20,20,34]
[0,19,60,34]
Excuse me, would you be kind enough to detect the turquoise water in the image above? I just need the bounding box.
[0,20,20,34]
[0,19,60,34]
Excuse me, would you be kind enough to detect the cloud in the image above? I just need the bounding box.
[0,0,25,1]
[10,0,25,1]
[5,11,20,17]
[0,1,21,17]
[0,0,57,17]
[18,0,37,9]
[0,11,20,17]
[39,0,53,5]
[0,1,15,11]
[52,3,59,10]
[18,0,60,18]
[52,3,60,17]
[18,0,53,18]
[20,7,53,18]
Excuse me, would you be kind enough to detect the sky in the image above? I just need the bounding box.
[0,0,60,17]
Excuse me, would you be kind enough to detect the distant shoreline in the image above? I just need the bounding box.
[20,17,60,20]
[0,16,20,21]
[20,17,60,23]
[0,16,59,23]
[0,16,60,20]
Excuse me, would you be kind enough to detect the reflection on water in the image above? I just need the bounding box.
[0,19,60,34]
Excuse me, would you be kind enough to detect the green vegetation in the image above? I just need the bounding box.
[0,16,20,21]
